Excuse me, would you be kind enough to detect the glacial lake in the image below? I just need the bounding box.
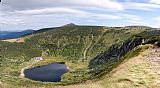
[24,63,69,82]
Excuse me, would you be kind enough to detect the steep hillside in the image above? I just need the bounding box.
[1,25,160,88]
[89,36,143,76]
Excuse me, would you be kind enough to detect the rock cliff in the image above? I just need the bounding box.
[89,37,143,76]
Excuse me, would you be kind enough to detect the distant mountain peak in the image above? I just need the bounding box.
[21,29,34,33]
[63,23,77,27]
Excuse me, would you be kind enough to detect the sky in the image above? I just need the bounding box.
[0,0,160,31]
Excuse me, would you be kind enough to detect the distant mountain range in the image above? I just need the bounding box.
[0,23,77,40]
[25,23,77,35]
[0,29,35,40]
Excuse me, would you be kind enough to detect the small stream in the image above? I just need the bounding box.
[24,62,69,82]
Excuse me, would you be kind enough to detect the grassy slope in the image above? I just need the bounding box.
[0,26,150,87]
[25,26,145,62]
[1,44,154,88]
[57,45,160,88]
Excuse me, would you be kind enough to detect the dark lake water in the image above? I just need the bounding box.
[24,63,69,82]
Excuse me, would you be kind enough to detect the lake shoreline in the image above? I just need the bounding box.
[20,60,69,82]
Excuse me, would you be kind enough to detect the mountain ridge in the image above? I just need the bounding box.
[0,29,35,40]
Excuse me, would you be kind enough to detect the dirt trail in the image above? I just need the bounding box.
[144,48,160,75]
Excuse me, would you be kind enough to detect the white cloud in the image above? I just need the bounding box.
[126,20,144,24]
[126,20,160,28]
[1,0,160,30]
[11,7,122,20]
[150,0,160,4]
[0,7,122,28]
[123,2,160,11]
[91,14,122,19]
[119,13,142,21]
[67,0,123,10]
[152,16,160,21]
[0,16,26,26]
[3,0,160,12]
[120,13,144,26]
[1,0,123,11]
[14,7,88,15]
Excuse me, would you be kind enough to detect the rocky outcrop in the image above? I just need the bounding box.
[89,37,143,75]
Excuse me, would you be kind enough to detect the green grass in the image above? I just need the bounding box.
[1,25,159,87]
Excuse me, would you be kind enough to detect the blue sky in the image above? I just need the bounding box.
[0,0,160,31]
